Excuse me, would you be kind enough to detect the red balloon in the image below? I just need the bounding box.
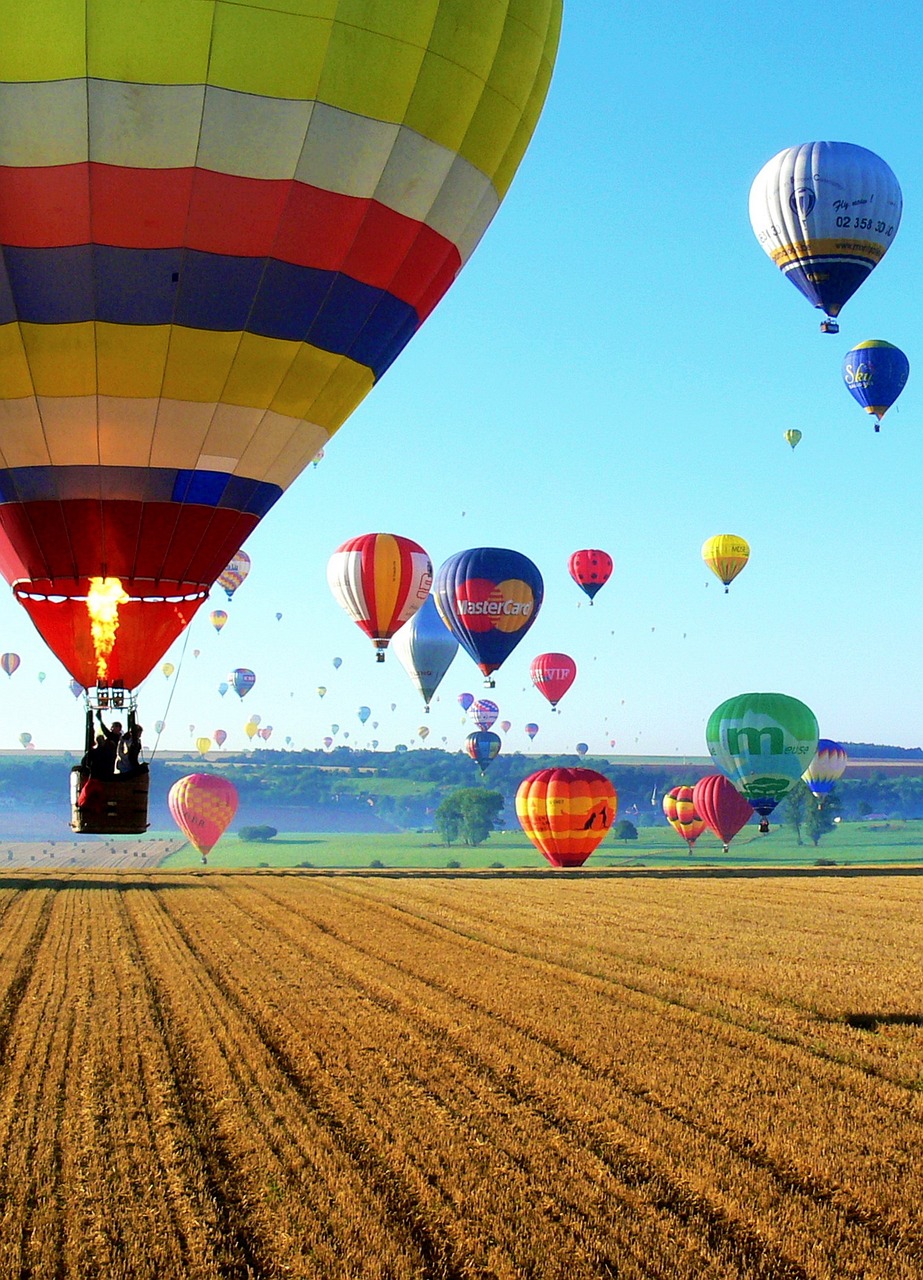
[692,774,754,852]
[568,549,613,604]
[529,652,577,709]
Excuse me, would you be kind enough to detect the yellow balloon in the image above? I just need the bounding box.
[196,737,212,755]
[245,722,259,740]
[702,535,750,593]
[161,662,175,678]
[784,429,802,450]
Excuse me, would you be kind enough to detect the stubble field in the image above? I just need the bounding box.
[0,868,921,1278]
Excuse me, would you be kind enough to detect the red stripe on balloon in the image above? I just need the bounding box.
[0,163,461,319]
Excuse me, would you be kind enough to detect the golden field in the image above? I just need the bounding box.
[0,868,921,1278]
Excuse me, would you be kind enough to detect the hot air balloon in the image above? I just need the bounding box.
[516,767,617,868]
[530,653,577,710]
[525,723,539,741]
[784,429,802,450]
[0,3,560,696]
[691,774,753,852]
[18,732,32,748]
[327,533,432,661]
[702,535,750,593]
[196,736,212,755]
[210,610,228,633]
[37,671,46,683]
[342,731,349,740]
[706,692,819,816]
[749,141,902,333]
[322,737,333,749]
[803,738,848,805]
[154,720,165,735]
[568,550,613,604]
[249,715,261,727]
[575,743,589,759]
[217,552,252,602]
[499,720,511,734]
[312,448,325,469]
[371,740,378,750]
[458,693,475,712]
[161,662,174,679]
[260,726,272,741]
[469,699,499,733]
[217,682,228,697]
[244,721,259,740]
[333,658,343,671]
[188,723,196,736]
[433,548,543,687]
[317,687,326,699]
[1,653,20,677]
[275,613,282,622]
[330,724,339,736]
[392,595,459,712]
[229,668,256,699]
[357,706,371,725]
[213,729,227,748]
[168,773,238,865]
[417,725,430,741]
[465,729,501,776]
[842,341,909,431]
[662,785,706,852]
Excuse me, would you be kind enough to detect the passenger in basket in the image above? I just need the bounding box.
[116,724,145,777]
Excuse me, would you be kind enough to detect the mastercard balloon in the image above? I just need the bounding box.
[433,548,543,685]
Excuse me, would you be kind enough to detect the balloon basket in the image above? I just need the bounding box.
[70,764,150,835]
[820,319,839,334]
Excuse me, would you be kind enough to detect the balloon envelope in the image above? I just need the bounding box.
[217,552,251,601]
[530,652,576,709]
[229,668,256,699]
[843,341,909,428]
[213,729,227,748]
[210,610,228,633]
[357,706,371,724]
[465,730,501,776]
[749,141,902,324]
[391,595,458,709]
[568,549,613,603]
[525,723,539,741]
[702,535,749,592]
[469,699,499,733]
[706,692,819,816]
[662,785,706,849]
[327,534,432,660]
[433,548,543,681]
[196,736,211,755]
[0,3,560,690]
[516,767,617,868]
[458,693,475,712]
[0,653,20,677]
[803,738,848,799]
[784,429,802,450]
[168,773,239,859]
[692,775,755,850]
[575,743,589,759]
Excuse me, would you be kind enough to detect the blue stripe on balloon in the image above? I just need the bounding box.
[0,465,281,516]
[0,246,419,379]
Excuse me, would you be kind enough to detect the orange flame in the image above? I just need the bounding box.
[86,577,129,684]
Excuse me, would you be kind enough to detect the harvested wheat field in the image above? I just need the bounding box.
[0,869,922,1278]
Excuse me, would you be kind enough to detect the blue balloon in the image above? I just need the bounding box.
[433,548,543,686]
[465,730,501,776]
[229,668,256,699]
[843,340,909,431]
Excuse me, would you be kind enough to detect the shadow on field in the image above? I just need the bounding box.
[844,1012,923,1032]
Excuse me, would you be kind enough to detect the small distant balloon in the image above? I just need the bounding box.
[245,722,259,740]
[331,724,339,735]
[525,723,539,741]
[575,742,589,758]
[499,720,511,734]
[1,653,20,677]
[317,686,327,698]
[418,725,430,741]
[69,679,85,699]
[458,692,475,712]
[333,657,343,671]
[154,719,165,734]
[214,730,227,748]
[842,340,909,432]
[702,535,749,593]
[275,613,283,622]
[323,736,333,749]
[210,610,228,633]
[784,429,802,450]
[218,550,251,601]
[196,737,212,755]
[568,549,613,604]
[469,699,499,732]
[193,649,200,659]
[465,729,501,776]
[161,662,175,678]
[229,669,256,699]
[217,682,229,697]
[37,672,46,684]
[18,732,31,747]
[358,706,371,724]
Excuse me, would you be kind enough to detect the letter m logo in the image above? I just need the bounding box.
[726,726,783,756]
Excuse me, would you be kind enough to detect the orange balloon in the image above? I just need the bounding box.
[662,785,706,850]
[168,773,238,862]
[516,767,617,868]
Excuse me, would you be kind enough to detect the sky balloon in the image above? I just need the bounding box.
[749,141,902,332]
[327,533,433,662]
[842,340,909,431]
[0,3,560,691]
[702,535,749,593]
[0,653,20,677]
[568,549,613,604]
[229,668,256,699]
[530,653,577,710]
[391,595,459,712]
[692,775,755,852]
[706,692,819,816]
[433,547,543,686]
[465,730,501,776]
[469,699,499,733]
[784,429,802,450]
[802,739,848,803]
[168,773,239,864]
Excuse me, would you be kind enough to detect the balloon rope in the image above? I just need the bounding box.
[148,622,195,763]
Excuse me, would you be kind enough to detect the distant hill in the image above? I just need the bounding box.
[841,743,923,759]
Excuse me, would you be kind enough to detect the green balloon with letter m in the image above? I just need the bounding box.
[706,693,819,816]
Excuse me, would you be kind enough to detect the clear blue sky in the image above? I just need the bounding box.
[3,0,923,759]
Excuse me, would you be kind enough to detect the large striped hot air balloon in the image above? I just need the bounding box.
[662,785,706,852]
[327,533,432,661]
[516,767,617,868]
[0,2,561,691]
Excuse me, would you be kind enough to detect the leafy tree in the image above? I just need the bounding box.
[783,780,809,845]
[613,819,638,842]
[238,825,278,842]
[434,789,503,847]
[805,789,840,846]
